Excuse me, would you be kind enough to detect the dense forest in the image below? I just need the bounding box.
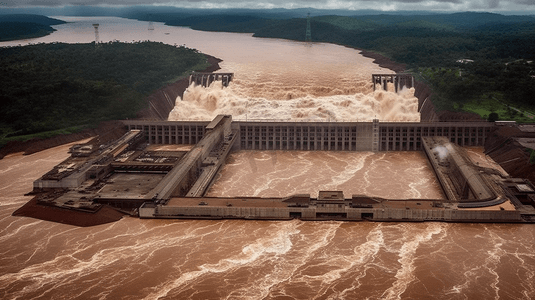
[0,41,209,147]
[0,15,66,41]
[134,11,535,121]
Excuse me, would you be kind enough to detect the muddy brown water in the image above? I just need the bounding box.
[1,17,534,300]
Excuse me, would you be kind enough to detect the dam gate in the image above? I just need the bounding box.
[372,74,415,92]
[124,119,495,152]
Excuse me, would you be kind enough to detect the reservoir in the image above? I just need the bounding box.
[1,17,534,299]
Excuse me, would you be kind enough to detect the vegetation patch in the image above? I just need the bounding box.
[0,14,66,41]
[0,41,209,148]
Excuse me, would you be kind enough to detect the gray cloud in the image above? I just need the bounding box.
[28,0,63,5]
[1,0,534,11]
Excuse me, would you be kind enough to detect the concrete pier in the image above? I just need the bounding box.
[372,74,414,92]
[189,72,234,87]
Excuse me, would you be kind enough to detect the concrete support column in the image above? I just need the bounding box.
[327,127,330,151]
[187,125,191,144]
[252,127,256,150]
[335,129,338,151]
[299,125,303,151]
[388,127,390,151]
[372,119,379,152]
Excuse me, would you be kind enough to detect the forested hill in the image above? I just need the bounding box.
[258,15,535,66]
[0,42,209,147]
[0,14,66,41]
[0,14,66,25]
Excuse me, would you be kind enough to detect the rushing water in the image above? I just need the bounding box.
[206,151,444,199]
[2,144,535,300]
[2,17,535,300]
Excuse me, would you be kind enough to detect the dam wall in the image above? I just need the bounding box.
[123,120,495,151]
[140,201,523,222]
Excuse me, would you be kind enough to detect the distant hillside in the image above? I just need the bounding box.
[248,13,535,65]
[0,14,66,25]
[165,15,276,33]
[130,11,535,66]
[0,14,66,41]
[0,22,55,42]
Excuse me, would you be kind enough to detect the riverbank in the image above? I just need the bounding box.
[357,48,406,73]
[136,55,222,119]
[0,54,221,160]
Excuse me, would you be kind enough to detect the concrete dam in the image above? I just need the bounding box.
[20,73,535,225]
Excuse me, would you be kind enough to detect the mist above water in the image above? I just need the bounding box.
[169,80,420,121]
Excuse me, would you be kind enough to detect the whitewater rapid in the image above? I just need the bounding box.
[168,42,420,122]
[169,80,420,122]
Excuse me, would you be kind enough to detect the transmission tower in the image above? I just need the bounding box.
[148,14,154,30]
[305,13,312,42]
[92,23,100,44]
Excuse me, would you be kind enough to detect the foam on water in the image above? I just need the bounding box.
[168,53,419,122]
[169,81,420,122]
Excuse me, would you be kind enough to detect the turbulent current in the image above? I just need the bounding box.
[206,151,444,199]
[2,145,535,299]
[2,17,535,300]
[168,49,420,122]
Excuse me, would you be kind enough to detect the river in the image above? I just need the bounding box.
[1,16,419,122]
[1,17,535,300]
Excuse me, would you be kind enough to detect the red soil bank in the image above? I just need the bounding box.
[12,198,126,227]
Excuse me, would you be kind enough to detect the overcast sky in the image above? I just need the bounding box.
[1,0,535,12]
